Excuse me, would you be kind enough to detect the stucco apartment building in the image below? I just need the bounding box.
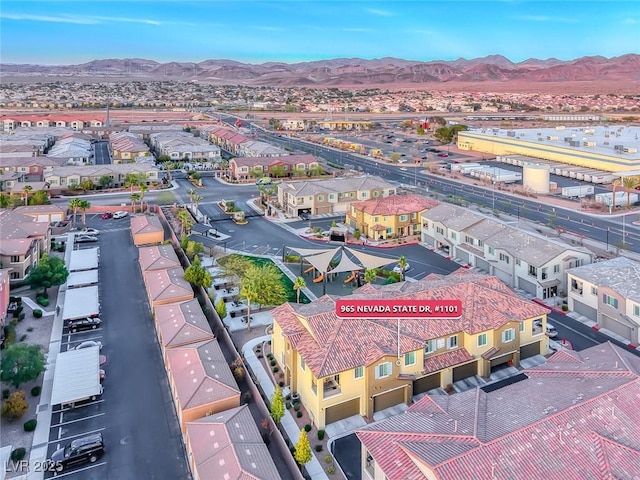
[567,257,640,345]
[229,154,319,182]
[347,194,439,240]
[109,131,151,163]
[271,269,550,429]
[43,163,160,190]
[0,207,54,280]
[421,204,593,299]
[278,175,397,217]
[0,114,105,133]
[357,341,640,480]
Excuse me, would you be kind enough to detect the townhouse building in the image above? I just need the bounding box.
[149,131,220,161]
[230,154,319,182]
[109,131,151,163]
[202,125,251,156]
[236,140,288,158]
[0,209,51,280]
[0,114,105,133]
[347,194,439,240]
[357,342,640,480]
[43,164,159,190]
[271,270,550,429]
[567,257,640,344]
[278,175,396,217]
[47,135,93,165]
[128,124,184,141]
[0,157,60,181]
[421,204,593,299]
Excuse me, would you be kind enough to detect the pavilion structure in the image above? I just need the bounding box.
[284,245,394,295]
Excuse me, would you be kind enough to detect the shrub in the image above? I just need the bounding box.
[562,304,569,312]
[26,327,33,332]
[257,354,263,359]
[294,404,301,412]
[1,390,28,420]
[23,419,37,432]
[36,297,49,307]
[296,411,303,418]
[3,325,16,345]
[30,386,41,397]
[39,291,49,299]
[10,448,26,462]
[286,394,291,401]
[318,429,326,440]
[315,445,323,452]
[18,313,25,322]
[327,466,335,474]
[268,340,271,345]
[2,389,9,400]
[285,402,291,409]
[272,367,279,373]
[324,455,333,464]
[304,424,311,432]
[270,360,276,367]
[290,447,296,455]
[278,381,284,387]
[33,309,43,318]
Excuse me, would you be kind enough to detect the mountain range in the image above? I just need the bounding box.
[2,54,639,87]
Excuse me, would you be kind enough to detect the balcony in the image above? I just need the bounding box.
[313,378,341,398]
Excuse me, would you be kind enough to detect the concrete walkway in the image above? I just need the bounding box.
[20,296,54,317]
[243,336,328,480]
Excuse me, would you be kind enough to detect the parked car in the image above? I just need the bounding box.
[545,323,559,338]
[67,317,102,333]
[438,153,449,157]
[75,235,98,243]
[80,228,100,235]
[73,340,103,350]
[393,263,411,273]
[50,433,105,471]
[299,212,311,221]
[113,211,128,219]
[101,212,113,219]
[400,167,408,171]
[256,177,272,186]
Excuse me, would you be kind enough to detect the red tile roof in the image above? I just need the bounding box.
[351,194,439,216]
[138,244,181,272]
[231,154,317,168]
[130,215,164,236]
[154,299,214,350]
[423,349,475,375]
[357,342,640,480]
[273,271,549,377]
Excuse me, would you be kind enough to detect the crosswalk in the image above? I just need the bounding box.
[224,241,284,258]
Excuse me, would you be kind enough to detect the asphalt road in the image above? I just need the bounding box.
[45,217,190,479]
[93,141,111,165]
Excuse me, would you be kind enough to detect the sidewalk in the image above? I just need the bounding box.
[58,180,179,198]
[243,336,328,480]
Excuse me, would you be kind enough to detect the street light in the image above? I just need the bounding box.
[492,181,496,211]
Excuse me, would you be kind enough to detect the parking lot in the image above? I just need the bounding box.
[44,216,189,479]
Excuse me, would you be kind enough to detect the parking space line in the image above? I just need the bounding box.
[50,413,106,428]
[50,461,107,478]
[52,399,105,414]
[50,427,106,445]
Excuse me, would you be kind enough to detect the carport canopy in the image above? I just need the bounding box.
[62,285,99,320]
[66,269,98,288]
[69,247,99,272]
[286,245,393,274]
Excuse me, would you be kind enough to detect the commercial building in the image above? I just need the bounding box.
[278,175,396,217]
[421,204,593,299]
[567,257,640,344]
[271,269,550,429]
[357,342,640,480]
[457,126,640,173]
[347,194,439,241]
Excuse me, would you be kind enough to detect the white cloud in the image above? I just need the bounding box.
[516,15,579,23]
[365,8,393,17]
[621,18,637,25]
[0,12,166,26]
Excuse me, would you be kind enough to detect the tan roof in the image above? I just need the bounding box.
[280,175,395,197]
[138,244,181,272]
[273,269,550,377]
[154,299,214,349]
[0,238,34,256]
[130,215,164,236]
[166,340,240,410]
[351,194,439,216]
[185,405,281,480]
[143,267,193,303]
[232,154,316,168]
[0,210,49,241]
[13,205,65,215]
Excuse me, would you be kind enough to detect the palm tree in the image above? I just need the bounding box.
[397,255,408,281]
[177,209,193,236]
[138,183,148,212]
[364,269,377,284]
[130,193,140,213]
[68,198,83,226]
[293,277,306,303]
[22,185,33,205]
[192,193,203,212]
[78,199,91,225]
[124,173,139,195]
[164,161,175,182]
[620,177,639,209]
[186,188,196,204]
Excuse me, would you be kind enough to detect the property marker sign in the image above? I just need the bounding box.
[335,299,462,319]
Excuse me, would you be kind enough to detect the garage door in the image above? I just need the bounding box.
[455,249,470,264]
[325,398,360,425]
[413,373,440,395]
[573,300,597,320]
[600,315,633,342]
[490,353,514,368]
[518,277,537,295]
[520,342,540,360]
[493,268,512,286]
[452,361,477,382]
[373,388,405,413]
[476,258,490,273]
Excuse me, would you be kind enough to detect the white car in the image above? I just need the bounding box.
[545,324,559,338]
[400,167,407,171]
[81,228,100,235]
[113,211,128,219]
[73,340,103,350]
[393,263,411,274]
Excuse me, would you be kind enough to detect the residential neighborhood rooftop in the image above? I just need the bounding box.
[280,175,395,197]
[357,342,640,480]
[130,215,164,236]
[154,298,215,349]
[138,244,181,272]
[568,256,640,303]
[351,194,439,216]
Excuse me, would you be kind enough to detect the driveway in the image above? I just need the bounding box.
[332,434,361,480]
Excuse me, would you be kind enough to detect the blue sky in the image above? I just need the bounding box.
[1,1,638,65]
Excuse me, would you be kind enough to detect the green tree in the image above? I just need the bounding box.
[130,193,140,213]
[28,190,49,205]
[0,193,11,208]
[138,183,149,212]
[192,193,203,212]
[184,257,212,289]
[177,209,193,235]
[215,298,227,319]
[218,255,253,286]
[1,390,28,420]
[269,386,285,424]
[124,172,139,194]
[294,429,312,466]
[68,198,83,226]
[0,344,46,388]
[79,179,94,192]
[21,185,33,206]
[180,233,190,249]
[240,264,288,331]
[78,199,91,225]
[27,253,69,295]
[364,269,377,284]
[186,188,196,204]
[270,165,286,178]
[185,240,204,260]
[397,255,408,281]
[99,175,112,188]
[293,276,306,304]
[157,154,170,163]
